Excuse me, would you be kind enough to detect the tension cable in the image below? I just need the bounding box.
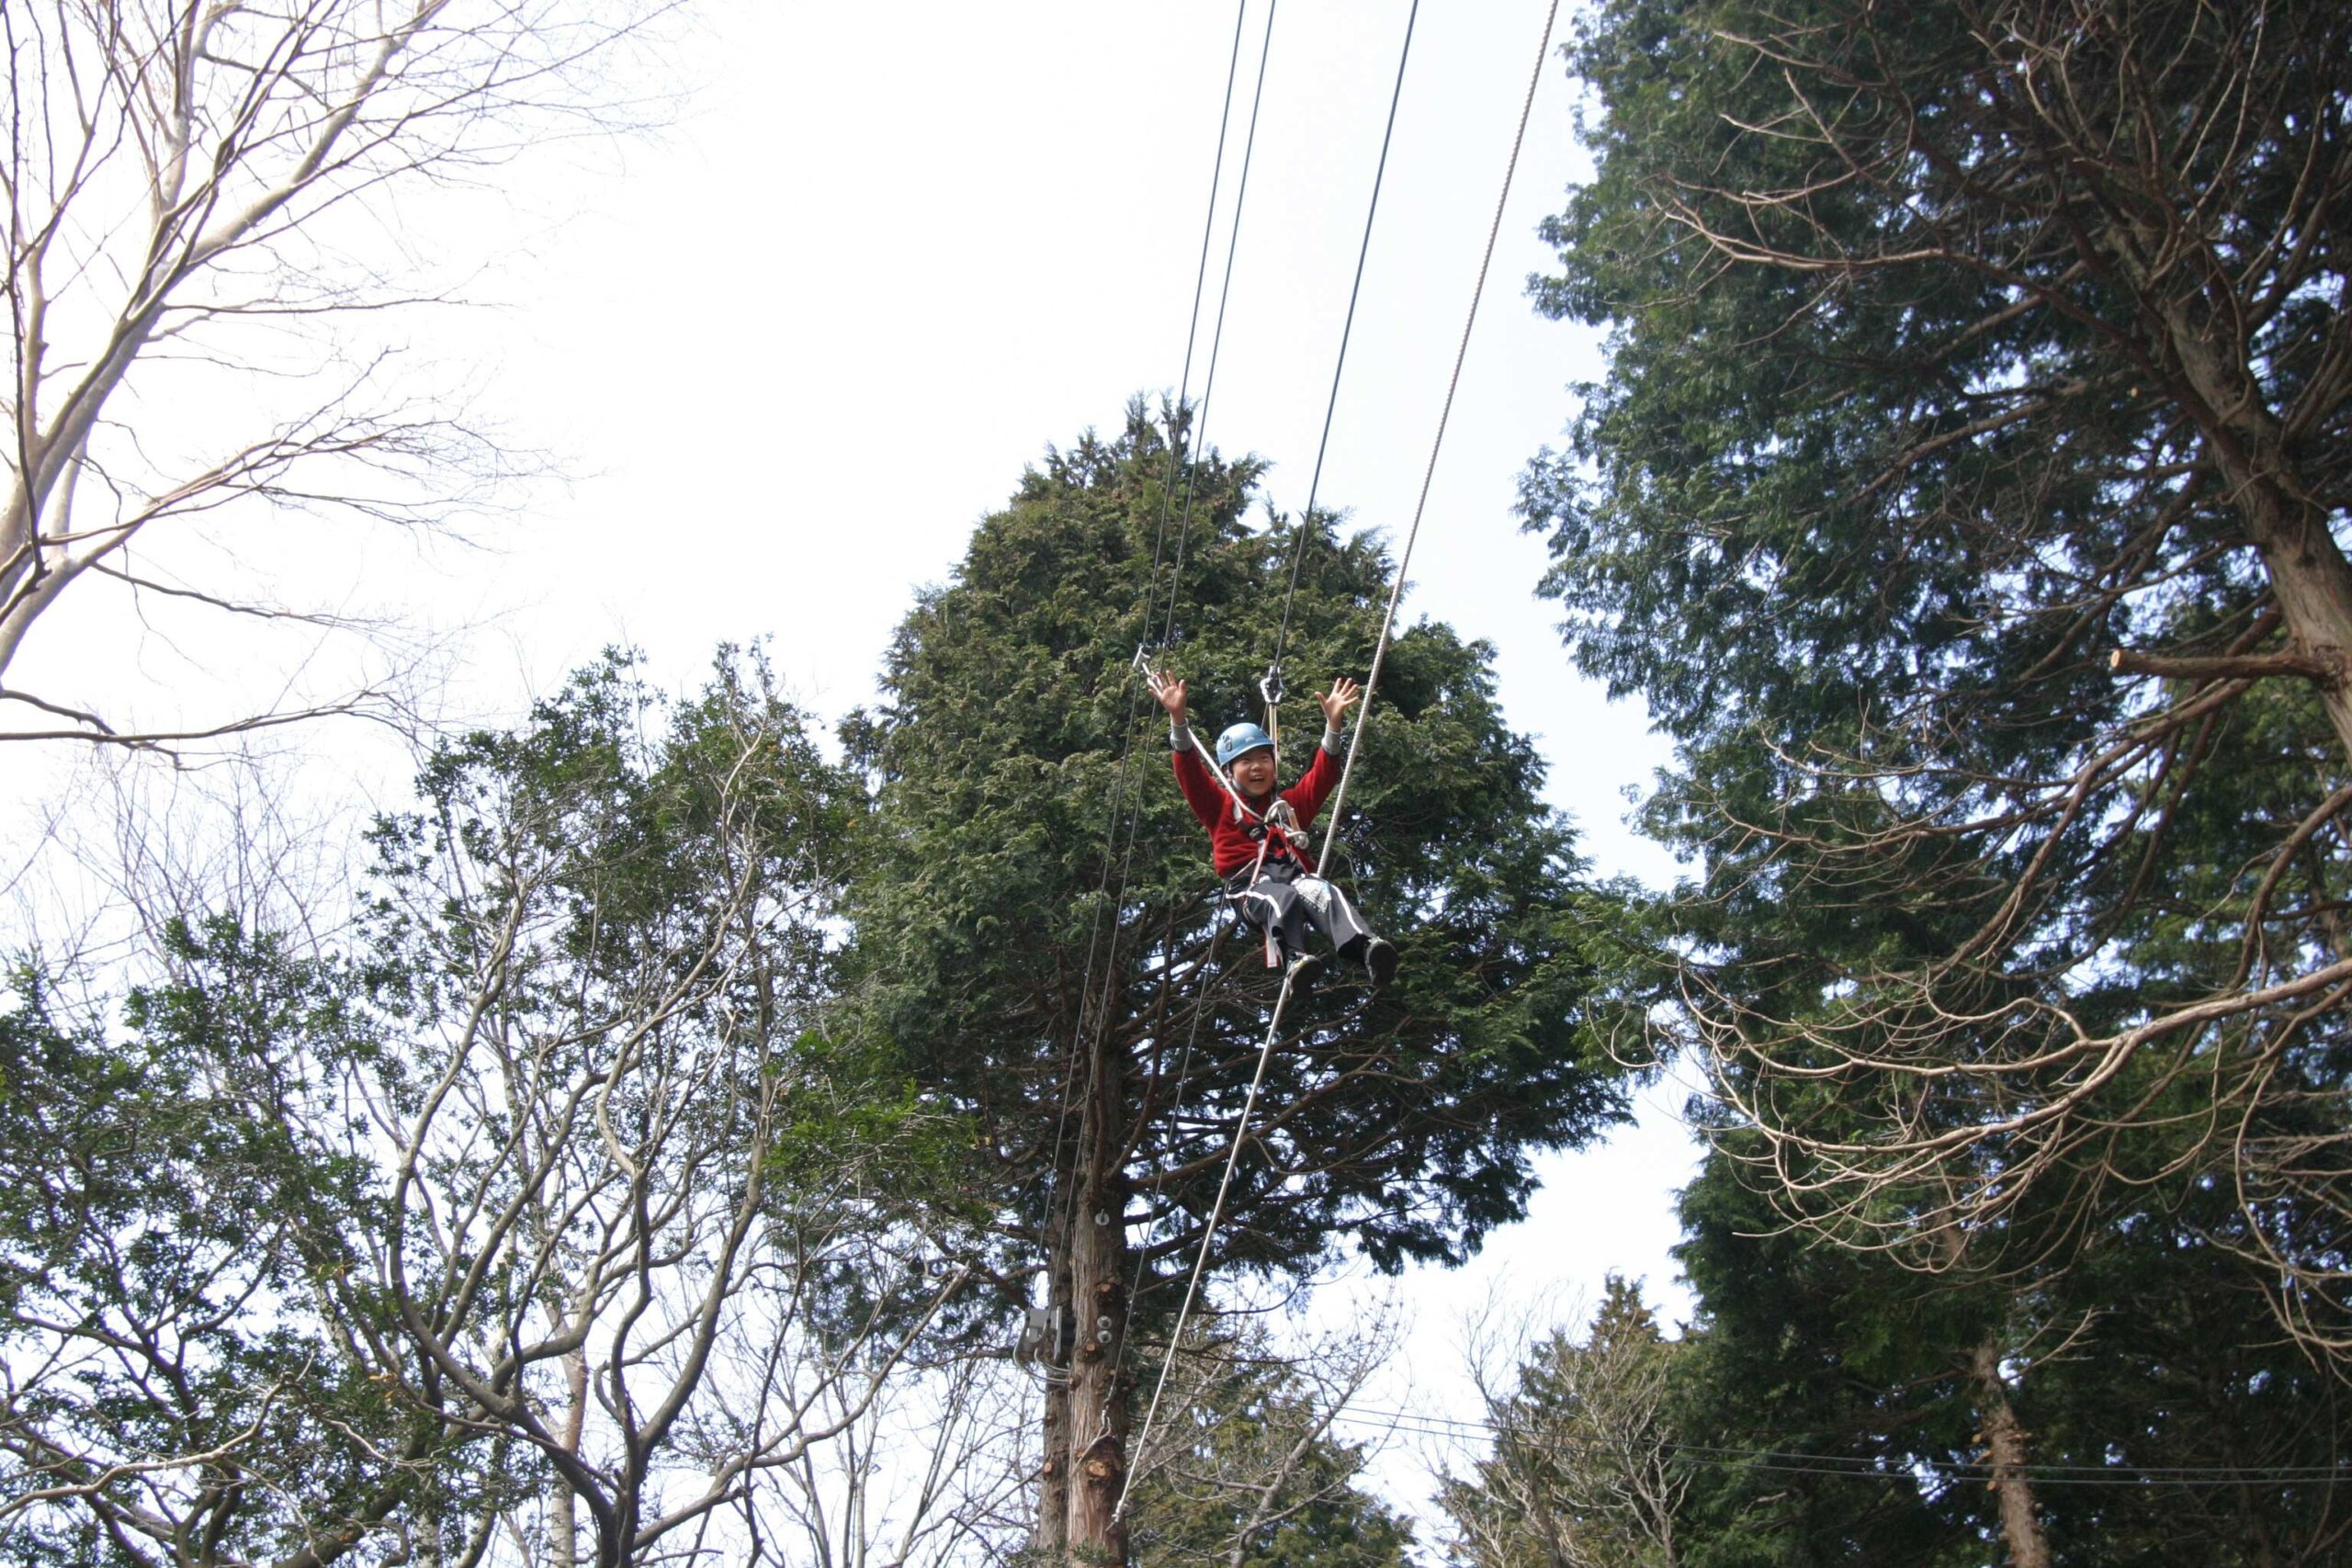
[1118,0,1562,1518]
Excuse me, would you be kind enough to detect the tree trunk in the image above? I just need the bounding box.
[1063,1057,1132,1566]
[551,1344,587,1567]
[1032,1032,1135,1568]
[1969,1340,2050,1568]
[1035,1207,1071,1559]
[2163,314,2352,761]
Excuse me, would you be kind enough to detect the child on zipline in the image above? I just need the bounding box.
[1148,670,1397,990]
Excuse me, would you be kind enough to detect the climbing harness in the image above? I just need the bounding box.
[1205,714,1308,940]
[1117,0,1564,1520]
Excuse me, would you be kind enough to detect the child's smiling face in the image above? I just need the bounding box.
[1228,746,1278,798]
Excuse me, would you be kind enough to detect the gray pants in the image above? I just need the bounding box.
[1227,859,1372,967]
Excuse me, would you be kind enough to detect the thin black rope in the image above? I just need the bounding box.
[1075,0,1277,1273]
[1102,3,1288,1377]
[1330,1407,2352,1487]
[1317,0,1560,876]
[1063,0,1278,1246]
[1077,3,1298,1448]
[1267,0,1421,683]
[1158,0,1282,652]
[1120,0,1559,1518]
[1136,0,1260,650]
[1116,913,1227,1340]
[1038,0,1262,1341]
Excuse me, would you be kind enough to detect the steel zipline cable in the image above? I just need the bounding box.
[1315,0,1560,875]
[1122,0,1574,1522]
[1265,0,1425,689]
[1327,1405,2352,1489]
[1157,0,1283,652]
[1039,0,1270,1354]
[1100,0,1289,1416]
[1037,0,1272,1394]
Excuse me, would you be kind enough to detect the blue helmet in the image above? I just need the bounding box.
[1215,722,1275,768]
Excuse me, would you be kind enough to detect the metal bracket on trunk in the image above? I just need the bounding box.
[1017,1302,1078,1369]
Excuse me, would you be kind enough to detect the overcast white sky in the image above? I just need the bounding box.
[6,0,1704,1535]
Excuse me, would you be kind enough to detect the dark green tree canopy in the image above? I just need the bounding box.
[842,400,1635,1295]
[0,928,459,1567]
[1662,1130,2352,1568]
[1437,1139,2352,1568]
[1524,0,2352,1353]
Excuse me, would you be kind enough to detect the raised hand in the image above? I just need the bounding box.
[1148,671,1188,725]
[1317,676,1362,729]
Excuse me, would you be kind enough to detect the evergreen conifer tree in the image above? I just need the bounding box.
[1521,0,2352,1362]
[841,403,1634,1562]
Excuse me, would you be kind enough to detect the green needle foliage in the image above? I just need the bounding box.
[840,400,1640,1338]
[1438,1168,2352,1568]
[1674,1134,2352,1566]
[1523,0,2352,1360]
[1440,1279,1688,1568]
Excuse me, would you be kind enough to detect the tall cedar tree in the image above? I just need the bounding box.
[1438,1161,2352,1567]
[1661,1130,2352,1567]
[841,405,1632,1561]
[1522,0,2352,1359]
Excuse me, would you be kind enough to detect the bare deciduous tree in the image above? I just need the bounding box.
[0,0,670,749]
[745,1349,1037,1568]
[0,655,967,1568]
[362,656,974,1568]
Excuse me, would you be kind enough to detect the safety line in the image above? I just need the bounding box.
[1065,0,1280,1324]
[1159,0,1282,651]
[1119,0,1560,1518]
[1140,0,1263,651]
[1329,1407,2351,1487]
[1093,3,1283,1406]
[1318,0,1560,875]
[1117,917,1227,1329]
[1037,0,1264,1354]
[1117,967,1304,1522]
[1268,0,1422,683]
[1080,0,1272,1114]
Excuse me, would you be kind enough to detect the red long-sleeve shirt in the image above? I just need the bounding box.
[1170,730,1341,877]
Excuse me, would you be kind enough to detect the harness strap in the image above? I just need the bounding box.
[1182,728,1309,865]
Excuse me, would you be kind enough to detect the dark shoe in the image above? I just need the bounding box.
[1285,952,1325,991]
[1363,937,1397,990]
